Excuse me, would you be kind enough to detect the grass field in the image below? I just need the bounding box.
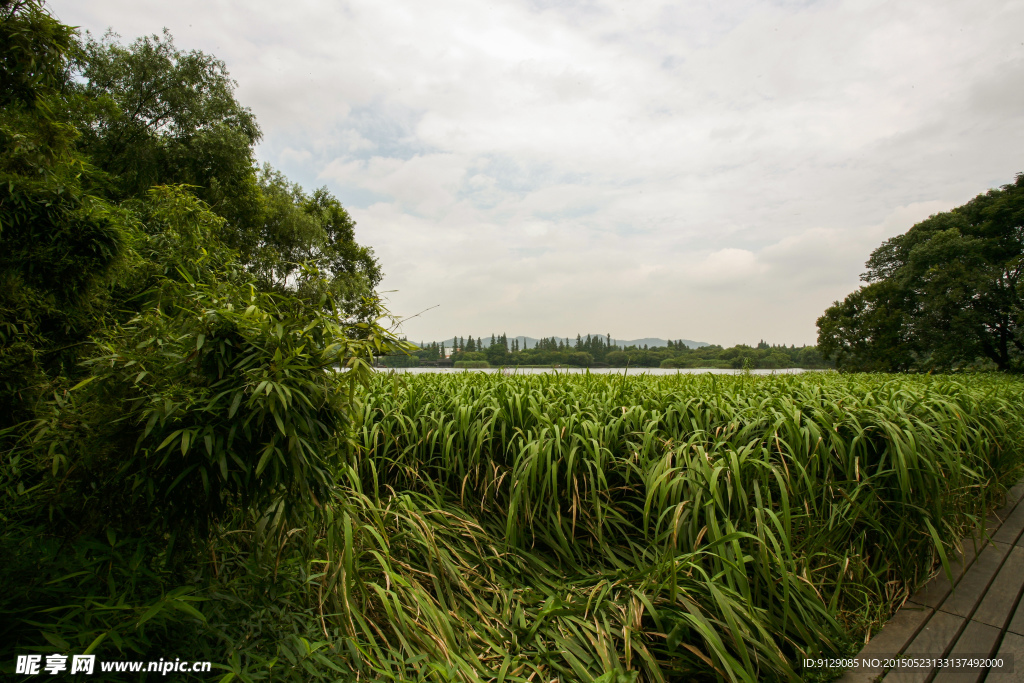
[6,371,1023,682]
[304,371,1023,682]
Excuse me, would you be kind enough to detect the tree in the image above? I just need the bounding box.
[71,30,381,312]
[248,166,380,298]
[818,174,1024,371]
[72,29,261,225]
[0,3,414,670]
[0,0,76,108]
[0,0,129,427]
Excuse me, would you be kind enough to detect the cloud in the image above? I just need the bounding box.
[686,249,763,287]
[48,0,1024,345]
[320,153,468,216]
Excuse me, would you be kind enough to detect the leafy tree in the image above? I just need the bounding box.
[0,3,407,673]
[248,166,380,301]
[816,280,918,372]
[566,351,593,366]
[72,29,261,226]
[818,174,1024,371]
[0,0,75,108]
[0,0,129,427]
[71,30,381,312]
[37,189,399,533]
[605,350,627,366]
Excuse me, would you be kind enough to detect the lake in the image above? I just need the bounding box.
[376,367,824,375]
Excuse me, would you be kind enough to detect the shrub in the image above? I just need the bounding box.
[454,360,489,368]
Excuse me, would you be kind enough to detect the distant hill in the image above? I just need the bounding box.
[415,335,711,349]
[613,337,711,349]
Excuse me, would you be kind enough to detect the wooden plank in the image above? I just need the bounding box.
[861,604,934,658]
[883,611,964,683]
[988,631,1024,680]
[992,499,1024,544]
[837,606,934,683]
[972,545,1024,629]
[1002,481,1024,515]
[842,478,1024,683]
[991,484,1024,525]
[930,620,1000,683]
[910,540,982,609]
[938,542,1011,619]
[1004,585,1024,637]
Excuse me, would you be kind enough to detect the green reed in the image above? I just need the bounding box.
[265,371,1022,682]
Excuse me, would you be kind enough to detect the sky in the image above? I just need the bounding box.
[49,0,1024,346]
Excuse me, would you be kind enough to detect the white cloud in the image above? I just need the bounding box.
[48,0,1024,345]
[320,153,468,216]
[686,249,763,286]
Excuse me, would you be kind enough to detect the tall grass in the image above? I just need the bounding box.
[290,371,1021,682]
[5,371,1022,682]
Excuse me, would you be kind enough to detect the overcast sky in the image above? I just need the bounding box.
[50,0,1024,346]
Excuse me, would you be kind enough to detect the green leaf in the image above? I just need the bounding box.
[83,632,108,655]
[228,391,243,418]
[70,375,98,391]
[167,599,207,622]
[137,603,164,627]
[41,632,70,649]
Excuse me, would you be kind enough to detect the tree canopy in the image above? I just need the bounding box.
[71,27,381,303]
[1,3,407,665]
[0,3,387,426]
[817,173,1024,372]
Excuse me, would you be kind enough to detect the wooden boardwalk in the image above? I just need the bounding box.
[839,482,1024,682]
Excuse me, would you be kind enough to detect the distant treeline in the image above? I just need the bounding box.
[380,333,832,369]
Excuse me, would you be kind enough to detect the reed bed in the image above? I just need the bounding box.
[273,371,1023,682]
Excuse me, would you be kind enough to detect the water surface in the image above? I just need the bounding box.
[378,367,823,376]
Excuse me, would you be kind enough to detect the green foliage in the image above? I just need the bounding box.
[72,28,261,219]
[0,0,129,428]
[0,519,206,665]
[71,29,381,313]
[443,334,829,369]
[1,6,406,675]
[0,0,75,108]
[248,166,381,304]
[7,4,1024,682]
[453,360,489,368]
[565,351,594,366]
[816,281,919,372]
[14,184,401,534]
[2,267,406,672]
[310,371,1021,681]
[74,285,386,528]
[379,353,421,368]
[1,1,384,429]
[819,173,1024,372]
